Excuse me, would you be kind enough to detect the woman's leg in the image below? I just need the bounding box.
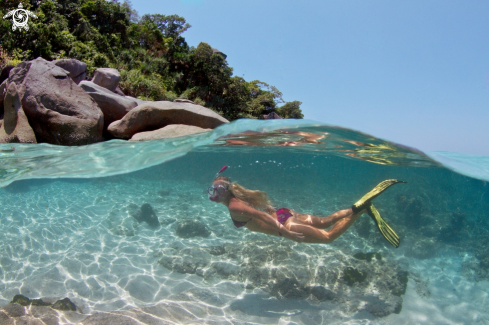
[292,209,353,229]
[285,208,363,244]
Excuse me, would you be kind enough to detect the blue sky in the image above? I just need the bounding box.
[131,0,489,155]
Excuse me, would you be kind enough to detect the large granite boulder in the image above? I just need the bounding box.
[79,81,138,128]
[125,95,146,106]
[212,48,227,59]
[0,64,14,84]
[0,82,37,143]
[3,58,103,145]
[107,101,229,139]
[129,124,211,141]
[0,79,6,114]
[263,112,282,119]
[92,68,120,92]
[52,59,87,84]
[173,98,195,104]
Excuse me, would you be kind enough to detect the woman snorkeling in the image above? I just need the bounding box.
[208,166,404,247]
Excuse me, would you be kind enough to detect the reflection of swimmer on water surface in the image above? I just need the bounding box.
[208,166,404,247]
[278,130,326,144]
[220,130,327,147]
[218,130,404,165]
[335,140,402,165]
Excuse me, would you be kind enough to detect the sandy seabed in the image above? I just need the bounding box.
[0,176,488,325]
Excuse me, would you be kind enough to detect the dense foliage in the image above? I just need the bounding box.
[0,0,303,120]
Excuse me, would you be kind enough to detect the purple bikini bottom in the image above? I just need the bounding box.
[277,208,293,225]
[231,208,292,231]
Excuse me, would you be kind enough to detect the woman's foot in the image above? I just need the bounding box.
[352,179,406,213]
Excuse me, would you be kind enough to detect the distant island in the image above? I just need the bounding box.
[0,0,303,121]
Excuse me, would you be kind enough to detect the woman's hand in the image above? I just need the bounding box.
[285,230,305,243]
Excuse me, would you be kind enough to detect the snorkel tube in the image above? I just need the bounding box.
[208,166,229,201]
[216,165,228,178]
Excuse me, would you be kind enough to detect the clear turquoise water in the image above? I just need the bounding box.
[0,119,488,324]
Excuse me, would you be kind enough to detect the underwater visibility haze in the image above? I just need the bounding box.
[0,119,488,324]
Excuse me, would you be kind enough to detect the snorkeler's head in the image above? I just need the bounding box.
[208,176,232,202]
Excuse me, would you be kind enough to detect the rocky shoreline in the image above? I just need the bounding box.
[0,58,228,146]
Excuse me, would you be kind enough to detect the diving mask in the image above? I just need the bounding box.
[208,184,227,201]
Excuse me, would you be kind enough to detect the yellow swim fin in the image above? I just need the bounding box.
[352,179,406,213]
[366,203,400,248]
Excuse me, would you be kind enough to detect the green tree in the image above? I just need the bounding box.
[0,0,303,120]
[277,101,304,119]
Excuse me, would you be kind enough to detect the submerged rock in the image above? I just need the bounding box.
[11,294,50,307]
[405,237,438,259]
[207,245,226,256]
[310,286,336,301]
[158,246,211,275]
[175,219,211,238]
[9,294,77,311]
[110,225,136,237]
[2,303,26,317]
[353,214,373,238]
[158,189,171,196]
[438,211,467,244]
[354,252,382,262]
[52,298,77,311]
[133,203,160,228]
[342,267,367,286]
[392,271,409,296]
[155,240,408,318]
